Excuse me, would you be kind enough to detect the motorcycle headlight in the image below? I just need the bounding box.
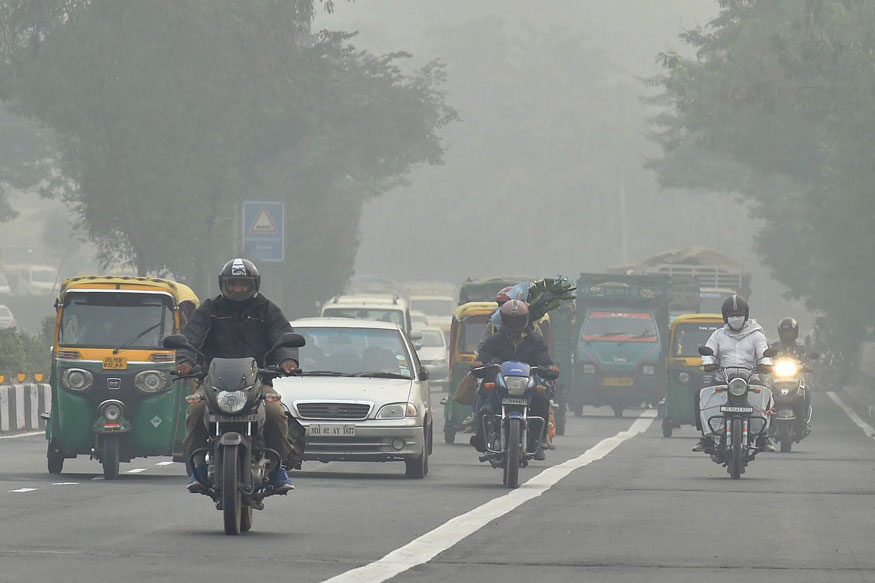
[135,370,169,393]
[642,365,656,375]
[728,378,748,397]
[216,390,247,414]
[582,364,596,374]
[62,368,93,391]
[504,376,529,396]
[376,402,417,419]
[774,360,798,378]
[678,371,691,384]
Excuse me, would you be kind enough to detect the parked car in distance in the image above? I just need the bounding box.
[0,271,12,295]
[276,317,432,478]
[411,310,430,331]
[415,326,449,392]
[320,294,412,336]
[0,304,17,328]
[4,264,59,295]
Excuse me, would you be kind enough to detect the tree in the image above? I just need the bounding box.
[0,0,454,315]
[650,0,875,355]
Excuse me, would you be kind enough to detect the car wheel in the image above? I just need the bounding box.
[405,429,429,479]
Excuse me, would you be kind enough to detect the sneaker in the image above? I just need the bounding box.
[271,466,295,492]
[186,464,208,493]
[533,447,546,461]
[469,434,486,453]
[692,437,714,453]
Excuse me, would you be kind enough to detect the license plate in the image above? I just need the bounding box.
[307,424,356,437]
[103,356,128,370]
[502,398,528,406]
[208,413,259,423]
[720,406,754,414]
[602,377,634,387]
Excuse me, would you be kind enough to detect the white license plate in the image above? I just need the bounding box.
[502,398,528,406]
[307,424,356,437]
[208,414,259,423]
[720,406,754,414]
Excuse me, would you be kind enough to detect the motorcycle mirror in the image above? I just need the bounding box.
[535,367,559,381]
[419,367,429,381]
[275,332,306,349]
[162,334,191,350]
[763,347,778,358]
[697,346,714,357]
[471,366,488,379]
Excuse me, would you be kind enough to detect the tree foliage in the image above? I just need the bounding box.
[0,0,454,315]
[650,0,875,354]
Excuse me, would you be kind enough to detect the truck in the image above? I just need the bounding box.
[570,273,670,418]
[608,247,751,314]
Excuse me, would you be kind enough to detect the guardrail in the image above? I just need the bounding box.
[0,383,51,433]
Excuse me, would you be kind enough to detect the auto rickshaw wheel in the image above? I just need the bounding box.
[572,402,584,417]
[443,426,456,444]
[780,439,792,453]
[661,418,673,438]
[555,400,567,436]
[102,436,120,480]
[47,442,64,474]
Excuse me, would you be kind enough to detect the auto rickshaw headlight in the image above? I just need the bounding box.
[99,400,124,421]
[62,368,93,391]
[678,371,691,384]
[216,390,247,414]
[135,370,168,393]
[728,378,748,397]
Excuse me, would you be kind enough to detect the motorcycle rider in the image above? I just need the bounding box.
[770,317,812,435]
[693,294,776,453]
[176,258,299,493]
[469,300,558,461]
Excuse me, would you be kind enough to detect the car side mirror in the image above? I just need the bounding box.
[162,334,191,350]
[763,347,778,358]
[698,346,714,357]
[419,367,429,381]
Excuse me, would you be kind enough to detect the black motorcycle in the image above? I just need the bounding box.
[163,332,305,535]
[472,361,558,488]
[769,352,817,452]
[698,346,776,479]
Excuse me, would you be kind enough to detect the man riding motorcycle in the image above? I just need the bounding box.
[469,300,558,461]
[176,258,300,493]
[770,316,812,436]
[693,294,776,453]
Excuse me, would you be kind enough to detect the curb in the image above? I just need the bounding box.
[0,383,51,433]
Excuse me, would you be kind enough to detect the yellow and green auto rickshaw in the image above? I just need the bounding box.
[442,301,496,444]
[660,313,724,437]
[45,276,199,478]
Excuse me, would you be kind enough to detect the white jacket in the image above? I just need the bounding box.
[703,319,772,373]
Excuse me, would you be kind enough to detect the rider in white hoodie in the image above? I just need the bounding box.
[693,294,776,452]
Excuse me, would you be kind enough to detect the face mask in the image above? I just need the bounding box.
[727,316,746,331]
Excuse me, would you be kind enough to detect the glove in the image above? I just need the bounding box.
[280,359,299,374]
[176,361,193,376]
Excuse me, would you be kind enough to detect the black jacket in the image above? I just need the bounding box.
[177,294,297,367]
[769,340,807,359]
[476,327,554,369]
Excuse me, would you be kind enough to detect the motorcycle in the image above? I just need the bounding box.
[471,361,558,488]
[162,332,305,535]
[697,346,776,479]
[769,352,817,452]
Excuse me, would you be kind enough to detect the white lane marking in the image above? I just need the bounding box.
[10,488,37,493]
[92,477,103,481]
[155,461,175,466]
[322,410,657,583]
[0,431,43,440]
[827,391,875,439]
[52,482,78,486]
[126,468,147,474]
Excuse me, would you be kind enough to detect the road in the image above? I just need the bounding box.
[1,389,873,582]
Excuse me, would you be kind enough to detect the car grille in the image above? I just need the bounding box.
[296,402,371,420]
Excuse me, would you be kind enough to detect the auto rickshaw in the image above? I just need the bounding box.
[442,301,496,444]
[45,276,199,478]
[660,313,723,437]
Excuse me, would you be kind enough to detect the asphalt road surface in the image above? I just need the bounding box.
[1,389,873,583]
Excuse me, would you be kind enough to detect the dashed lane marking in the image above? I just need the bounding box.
[827,391,875,440]
[155,461,175,466]
[321,410,657,583]
[52,482,78,486]
[9,488,37,493]
[126,468,147,474]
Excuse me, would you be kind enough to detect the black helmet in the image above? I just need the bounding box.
[218,258,260,302]
[721,294,749,323]
[778,317,799,343]
[500,299,529,332]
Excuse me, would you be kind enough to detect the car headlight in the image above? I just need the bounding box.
[728,378,748,397]
[216,390,247,414]
[62,368,93,391]
[135,370,169,393]
[376,402,417,419]
[678,371,690,384]
[99,400,125,421]
[504,376,529,396]
[642,365,656,375]
[582,364,596,374]
[774,360,798,378]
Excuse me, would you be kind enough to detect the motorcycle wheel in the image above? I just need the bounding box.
[443,426,456,445]
[555,401,567,436]
[780,439,792,453]
[729,418,743,479]
[661,418,673,438]
[240,503,253,532]
[503,418,521,489]
[47,442,64,474]
[102,435,120,481]
[572,401,584,417]
[222,445,242,535]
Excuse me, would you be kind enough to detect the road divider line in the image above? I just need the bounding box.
[0,431,43,440]
[155,461,175,466]
[827,391,875,439]
[322,410,657,583]
[126,468,147,474]
[9,488,37,493]
[52,482,78,486]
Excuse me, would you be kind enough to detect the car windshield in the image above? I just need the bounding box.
[322,307,404,327]
[420,329,444,347]
[672,322,723,357]
[59,292,174,349]
[582,312,658,342]
[699,292,732,314]
[409,298,455,317]
[460,318,489,353]
[295,326,413,378]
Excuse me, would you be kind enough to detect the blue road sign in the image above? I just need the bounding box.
[242,201,284,262]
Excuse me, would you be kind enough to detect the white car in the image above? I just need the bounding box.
[320,294,412,336]
[415,327,448,391]
[0,305,16,329]
[275,317,432,478]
